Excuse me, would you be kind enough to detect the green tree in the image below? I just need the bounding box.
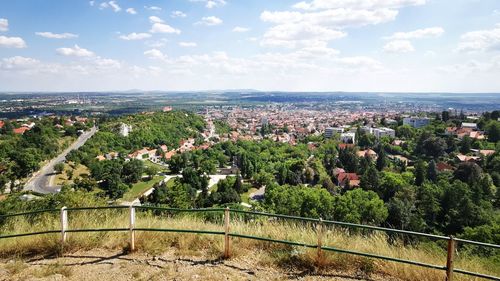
[487,121,500,143]
[459,136,472,154]
[54,163,65,174]
[332,189,388,225]
[145,165,160,180]
[414,160,426,186]
[427,160,438,183]
[360,165,379,192]
[122,159,144,184]
[376,148,387,171]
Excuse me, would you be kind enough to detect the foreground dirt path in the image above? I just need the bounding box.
[0,249,402,281]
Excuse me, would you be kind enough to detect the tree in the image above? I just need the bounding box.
[427,160,438,183]
[122,159,144,184]
[66,168,74,180]
[145,165,160,180]
[454,162,482,185]
[414,160,426,186]
[386,186,424,231]
[421,137,447,158]
[360,165,379,192]
[459,136,472,154]
[442,111,450,122]
[338,148,358,173]
[147,180,193,208]
[487,121,500,143]
[376,148,387,171]
[232,172,243,193]
[54,163,65,174]
[72,177,98,191]
[332,189,388,225]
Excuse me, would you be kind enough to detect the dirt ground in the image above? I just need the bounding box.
[0,249,403,281]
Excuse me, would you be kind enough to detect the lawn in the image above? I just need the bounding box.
[144,160,169,173]
[54,163,90,186]
[241,187,258,203]
[123,176,163,201]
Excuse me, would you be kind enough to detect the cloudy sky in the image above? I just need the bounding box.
[1,0,500,92]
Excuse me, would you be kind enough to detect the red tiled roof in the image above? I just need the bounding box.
[13,127,30,134]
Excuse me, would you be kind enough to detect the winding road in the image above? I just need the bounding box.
[24,126,97,194]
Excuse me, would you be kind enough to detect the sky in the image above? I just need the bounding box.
[1,0,500,92]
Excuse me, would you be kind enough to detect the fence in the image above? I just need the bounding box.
[1,205,499,281]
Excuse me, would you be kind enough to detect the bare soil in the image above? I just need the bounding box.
[0,249,403,281]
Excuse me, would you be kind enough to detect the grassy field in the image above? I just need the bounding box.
[54,163,90,186]
[122,176,163,201]
[0,210,498,281]
[143,160,168,173]
[241,187,258,203]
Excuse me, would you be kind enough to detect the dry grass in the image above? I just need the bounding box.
[0,209,498,281]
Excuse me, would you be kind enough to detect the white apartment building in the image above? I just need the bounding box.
[340,132,356,144]
[372,127,395,139]
[403,117,430,128]
[325,127,344,138]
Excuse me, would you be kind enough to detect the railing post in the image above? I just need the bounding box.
[223,207,231,258]
[129,205,136,252]
[317,218,324,265]
[446,236,456,281]
[60,206,68,255]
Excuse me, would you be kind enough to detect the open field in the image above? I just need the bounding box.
[122,176,164,201]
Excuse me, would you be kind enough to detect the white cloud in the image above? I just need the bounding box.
[261,22,346,48]
[56,45,94,57]
[108,1,121,12]
[384,27,444,40]
[179,42,197,47]
[292,0,426,10]
[89,1,95,6]
[146,38,168,48]
[149,16,164,24]
[99,1,121,12]
[149,16,180,34]
[144,6,162,11]
[119,32,151,40]
[456,24,500,53]
[171,11,187,18]
[0,56,40,70]
[150,23,181,34]
[0,18,8,32]
[233,26,250,32]
[383,40,415,53]
[0,36,27,48]
[35,32,78,39]
[195,16,223,26]
[126,8,137,15]
[260,8,398,28]
[190,0,226,9]
[144,49,168,61]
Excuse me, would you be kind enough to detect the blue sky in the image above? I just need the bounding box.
[1,0,500,92]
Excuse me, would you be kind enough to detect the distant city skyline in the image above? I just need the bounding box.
[1,0,500,92]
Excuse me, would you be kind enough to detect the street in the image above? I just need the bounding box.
[23,126,97,194]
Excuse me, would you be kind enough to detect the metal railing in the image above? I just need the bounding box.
[0,205,499,281]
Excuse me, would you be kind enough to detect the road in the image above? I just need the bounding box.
[24,126,97,194]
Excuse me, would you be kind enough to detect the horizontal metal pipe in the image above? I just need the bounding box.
[66,206,129,211]
[455,238,500,249]
[0,230,60,239]
[230,209,320,223]
[321,246,446,271]
[0,209,59,218]
[134,228,224,235]
[454,269,500,280]
[229,233,317,248]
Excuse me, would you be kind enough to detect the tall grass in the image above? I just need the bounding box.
[0,209,498,281]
